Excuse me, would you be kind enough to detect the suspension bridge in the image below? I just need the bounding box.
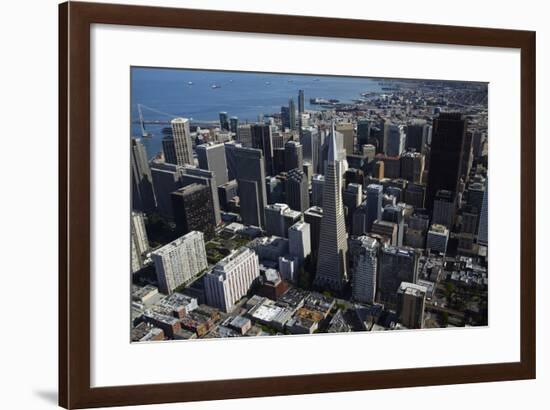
[133,104,219,138]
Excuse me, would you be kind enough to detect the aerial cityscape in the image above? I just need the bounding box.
[130,67,488,342]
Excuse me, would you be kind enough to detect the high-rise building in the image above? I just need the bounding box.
[477,181,488,246]
[131,211,150,273]
[400,151,425,184]
[404,183,426,209]
[180,166,222,226]
[218,180,238,212]
[351,236,379,304]
[343,183,362,230]
[196,142,228,187]
[204,247,260,312]
[336,122,354,155]
[352,202,369,236]
[288,98,297,130]
[219,111,229,131]
[366,184,383,233]
[314,124,349,293]
[298,89,305,114]
[251,124,274,176]
[265,203,291,237]
[171,117,194,167]
[284,140,303,172]
[371,219,398,246]
[171,183,216,238]
[311,174,325,207]
[131,138,156,212]
[432,190,456,228]
[382,205,405,246]
[152,231,207,294]
[397,282,427,329]
[404,213,430,249]
[229,116,239,134]
[301,127,322,174]
[378,246,419,308]
[426,113,467,209]
[385,123,406,157]
[162,136,177,165]
[285,168,309,212]
[289,221,311,265]
[357,119,371,148]
[233,146,267,227]
[149,160,185,220]
[363,144,376,163]
[236,124,252,147]
[265,175,285,204]
[405,120,427,153]
[304,206,323,261]
[426,224,449,254]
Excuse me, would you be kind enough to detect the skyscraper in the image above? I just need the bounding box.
[382,204,405,246]
[219,111,229,131]
[180,166,222,226]
[151,231,207,294]
[298,89,305,114]
[161,136,177,165]
[314,123,349,293]
[251,124,274,176]
[233,146,267,227]
[284,140,303,172]
[336,122,354,155]
[405,120,427,152]
[378,246,419,308]
[397,282,427,329]
[426,113,467,209]
[288,98,297,130]
[357,119,371,148]
[477,181,488,246]
[300,126,322,174]
[366,184,383,233]
[384,123,406,156]
[304,206,323,262]
[196,142,228,187]
[288,221,311,265]
[236,124,252,147]
[171,183,216,239]
[131,138,156,212]
[311,174,325,207]
[400,151,425,183]
[229,116,239,134]
[171,118,194,167]
[351,236,379,304]
[285,168,309,212]
[432,190,456,228]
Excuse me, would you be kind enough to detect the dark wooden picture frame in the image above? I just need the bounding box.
[59,1,536,408]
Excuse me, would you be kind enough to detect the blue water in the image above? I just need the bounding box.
[131,67,383,158]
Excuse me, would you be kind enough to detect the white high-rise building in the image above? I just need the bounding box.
[314,123,349,293]
[151,231,207,294]
[288,221,311,265]
[204,247,260,312]
[352,236,379,304]
[171,117,194,166]
[384,123,406,157]
[131,211,150,274]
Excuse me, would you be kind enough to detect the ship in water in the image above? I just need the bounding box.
[187,81,194,85]
[211,84,221,89]
[310,97,340,105]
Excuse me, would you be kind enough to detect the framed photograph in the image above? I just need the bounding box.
[59,1,536,408]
